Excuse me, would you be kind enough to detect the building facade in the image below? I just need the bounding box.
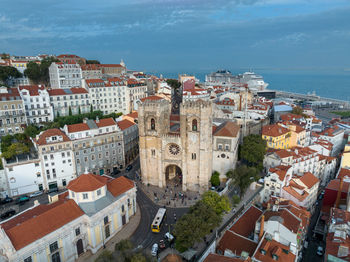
[49,62,82,89]
[63,118,125,176]
[0,87,27,135]
[0,174,136,262]
[19,85,54,124]
[116,119,139,165]
[48,87,90,117]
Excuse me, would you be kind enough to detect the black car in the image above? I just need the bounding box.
[47,188,58,194]
[0,209,16,219]
[1,197,13,204]
[126,165,133,172]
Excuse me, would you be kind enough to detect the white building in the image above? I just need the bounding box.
[318,125,345,155]
[308,139,333,156]
[127,78,148,111]
[33,129,76,191]
[212,122,240,179]
[84,78,130,115]
[0,174,137,262]
[81,64,102,79]
[19,85,54,124]
[49,62,82,89]
[1,155,43,197]
[48,87,90,117]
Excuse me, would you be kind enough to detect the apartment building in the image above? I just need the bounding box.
[116,119,139,165]
[262,124,291,149]
[84,78,130,115]
[81,64,102,79]
[100,63,126,76]
[0,86,27,135]
[48,87,90,117]
[127,78,148,111]
[49,62,82,89]
[0,174,136,262]
[33,129,76,191]
[19,85,54,124]
[63,117,125,175]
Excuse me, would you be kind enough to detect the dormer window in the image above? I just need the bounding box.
[97,189,101,196]
[83,193,88,199]
[272,254,279,260]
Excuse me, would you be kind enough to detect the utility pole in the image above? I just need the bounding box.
[242,85,248,142]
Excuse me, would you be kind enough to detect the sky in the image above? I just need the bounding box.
[1,0,350,72]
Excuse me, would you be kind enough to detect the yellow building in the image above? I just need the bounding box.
[341,141,350,169]
[283,123,307,147]
[262,124,291,149]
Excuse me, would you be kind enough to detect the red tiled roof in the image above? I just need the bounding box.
[19,85,45,96]
[217,230,258,257]
[117,119,136,131]
[1,199,84,250]
[100,64,123,68]
[213,122,240,138]
[280,113,303,121]
[107,176,135,197]
[35,129,70,145]
[299,172,319,189]
[264,209,301,233]
[203,254,244,262]
[57,54,81,58]
[67,173,109,192]
[48,87,88,96]
[283,185,309,202]
[67,123,90,133]
[338,168,350,180]
[253,237,296,262]
[262,124,290,137]
[230,206,263,237]
[269,165,292,181]
[81,64,101,70]
[125,111,138,119]
[95,118,116,128]
[140,95,163,102]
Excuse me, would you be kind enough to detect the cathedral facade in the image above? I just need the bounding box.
[138,98,213,193]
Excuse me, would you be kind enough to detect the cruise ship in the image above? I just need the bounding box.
[205,70,269,90]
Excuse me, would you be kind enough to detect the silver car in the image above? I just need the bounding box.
[151,243,158,256]
[29,191,43,198]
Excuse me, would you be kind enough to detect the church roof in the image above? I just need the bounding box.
[213,121,240,137]
[67,173,109,192]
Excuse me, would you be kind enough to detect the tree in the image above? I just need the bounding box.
[1,143,30,159]
[232,195,240,207]
[174,201,221,252]
[292,106,304,116]
[68,106,72,116]
[210,171,220,187]
[1,53,10,59]
[39,56,59,85]
[202,191,231,216]
[230,164,259,197]
[166,79,181,89]
[90,104,93,113]
[24,62,41,83]
[24,125,39,138]
[130,253,147,262]
[240,134,266,171]
[86,60,100,64]
[24,56,59,85]
[78,106,81,115]
[0,66,22,83]
[115,239,133,251]
[95,250,113,262]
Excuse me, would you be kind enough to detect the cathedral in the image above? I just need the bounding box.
[138,96,240,193]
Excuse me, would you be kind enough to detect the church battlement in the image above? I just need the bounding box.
[141,99,170,110]
[162,132,181,139]
[181,99,212,109]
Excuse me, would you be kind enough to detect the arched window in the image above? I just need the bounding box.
[151,118,155,130]
[192,119,197,131]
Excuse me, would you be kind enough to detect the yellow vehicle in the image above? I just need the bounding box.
[151,208,166,233]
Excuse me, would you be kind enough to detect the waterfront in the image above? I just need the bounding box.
[157,69,350,102]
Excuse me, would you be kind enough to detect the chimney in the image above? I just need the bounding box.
[83,117,88,124]
[96,116,100,123]
[259,215,265,240]
[335,178,344,208]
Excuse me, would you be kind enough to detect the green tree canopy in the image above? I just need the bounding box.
[232,195,240,207]
[86,60,100,64]
[201,191,231,216]
[1,143,30,160]
[229,164,259,197]
[24,56,59,85]
[210,171,220,187]
[0,66,22,82]
[166,79,181,89]
[24,125,39,138]
[240,134,266,170]
[115,239,134,252]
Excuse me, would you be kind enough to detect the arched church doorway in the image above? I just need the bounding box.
[165,165,182,186]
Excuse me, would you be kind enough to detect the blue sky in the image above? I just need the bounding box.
[1,0,350,72]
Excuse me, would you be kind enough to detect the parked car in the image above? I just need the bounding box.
[317,246,324,256]
[0,209,16,220]
[16,195,30,205]
[126,165,133,172]
[151,243,158,256]
[29,191,43,198]
[164,232,174,242]
[159,239,166,249]
[1,197,13,204]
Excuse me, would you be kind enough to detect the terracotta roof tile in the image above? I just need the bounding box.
[1,200,84,250]
[140,95,163,102]
[253,237,296,262]
[299,172,319,189]
[203,254,244,262]
[213,121,240,138]
[262,124,290,137]
[230,205,263,237]
[48,87,88,96]
[35,129,70,145]
[95,118,116,128]
[217,230,258,257]
[67,173,108,192]
[19,85,45,96]
[264,209,301,233]
[67,123,90,133]
[117,119,136,131]
[107,176,135,197]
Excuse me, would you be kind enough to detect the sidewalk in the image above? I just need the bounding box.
[137,182,200,208]
[77,204,141,262]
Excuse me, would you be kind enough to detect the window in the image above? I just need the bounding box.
[37,173,41,178]
[83,193,88,199]
[50,241,59,253]
[104,216,109,225]
[61,152,65,157]
[71,191,75,197]
[192,153,196,160]
[192,119,198,131]
[75,227,80,236]
[150,118,155,130]
[151,149,155,156]
[62,179,66,186]
[97,189,101,196]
